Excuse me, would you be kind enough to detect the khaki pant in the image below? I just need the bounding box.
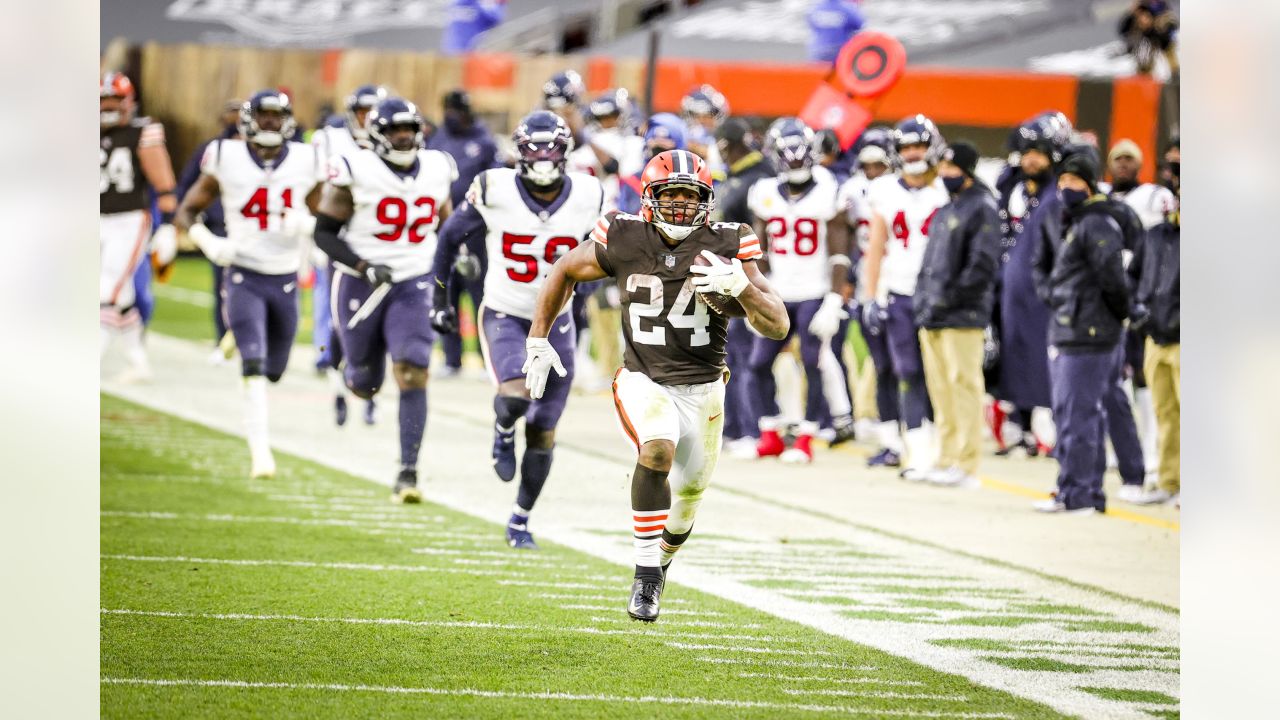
[919,327,985,474]
[854,360,879,421]
[1143,339,1180,493]
[587,295,622,379]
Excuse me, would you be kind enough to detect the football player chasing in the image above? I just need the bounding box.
[430,111,604,548]
[525,149,789,622]
[100,72,179,381]
[175,90,321,479]
[746,118,852,463]
[312,98,457,503]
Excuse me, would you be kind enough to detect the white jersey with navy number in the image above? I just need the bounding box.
[471,168,605,319]
[1117,183,1177,229]
[328,148,457,282]
[310,125,364,184]
[200,139,320,275]
[747,165,841,302]
[867,173,949,297]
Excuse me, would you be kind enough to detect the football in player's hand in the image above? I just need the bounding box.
[691,252,747,317]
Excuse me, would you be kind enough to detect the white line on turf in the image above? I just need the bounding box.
[101,510,448,531]
[736,673,925,687]
[99,554,526,577]
[695,657,879,671]
[781,688,969,701]
[100,609,816,644]
[558,603,723,617]
[99,677,1016,718]
[666,642,833,656]
[586,616,762,630]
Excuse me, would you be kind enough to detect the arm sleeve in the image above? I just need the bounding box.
[952,201,1002,305]
[314,213,363,271]
[432,197,489,290]
[1086,217,1131,321]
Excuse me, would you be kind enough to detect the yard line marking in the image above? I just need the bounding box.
[558,603,723,617]
[586,616,761,629]
[666,642,833,656]
[100,554,525,578]
[101,510,447,532]
[498,580,615,590]
[100,609,811,644]
[736,673,925,687]
[151,284,214,308]
[782,688,969,701]
[99,678,1016,718]
[696,657,880,671]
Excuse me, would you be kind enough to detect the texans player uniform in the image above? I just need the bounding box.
[865,118,950,477]
[181,89,320,478]
[433,111,603,548]
[319,98,456,502]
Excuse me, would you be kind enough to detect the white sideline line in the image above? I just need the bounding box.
[558,604,723,617]
[498,580,614,590]
[666,642,833,657]
[533,592,692,607]
[101,510,448,532]
[100,677,1015,718]
[100,608,779,643]
[782,688,969,701]
[696,657,879,671]
[151,284,214,308]
[736,673,925,687]
[100,554,524,578]
[587,616,762,630]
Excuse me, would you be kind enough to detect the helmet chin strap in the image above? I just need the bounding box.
[521,173,563,194]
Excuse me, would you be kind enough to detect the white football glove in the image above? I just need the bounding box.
[522,337,567,400]
[808,292,849,339]
[281,207,317,240]
[689,249,750,298]
[188,223,236,267]
[151,223,178,266]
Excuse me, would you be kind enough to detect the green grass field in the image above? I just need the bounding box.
[101,394,1067,719]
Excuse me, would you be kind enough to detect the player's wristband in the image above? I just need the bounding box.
[827,254,852,268]
[160,210,175,224]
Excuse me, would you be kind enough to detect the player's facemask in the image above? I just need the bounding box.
[645,182,714,241]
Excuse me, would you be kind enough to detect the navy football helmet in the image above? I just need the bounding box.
[366,98,424,168]
[681,84,729,124]
[542,70,585,110]
[765,117,817,184]
[588,88,634,126]
[643,113,688,160]
[345,84,389,141]
[513,110,574,187]
[1012,111,1072,163]
[239,90,297,148]
[891,114,946,175]
[854,126,894,168]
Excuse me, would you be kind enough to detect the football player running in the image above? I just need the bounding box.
[431,111,604,548]
[746,118,852,463]
[311,98,457,504]
[863,115,950,480]
[311,84,388,427]
[175,90,321,478]
[526,149,789,622]
[100,72,180,381]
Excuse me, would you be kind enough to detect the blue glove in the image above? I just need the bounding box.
[861,300,887,337]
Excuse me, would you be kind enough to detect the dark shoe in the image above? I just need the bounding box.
[867,448,901,468]
[505,514,538,549]
[492,425,517,482]
[627,577,664,623]
[391,469,422,504]
[828,415,857,447]
[334,395,348,427]
[364,399,377,426]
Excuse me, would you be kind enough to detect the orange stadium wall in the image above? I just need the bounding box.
[134,44,1164,184]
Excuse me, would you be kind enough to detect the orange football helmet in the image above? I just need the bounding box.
[640,149,715,240]
[100,72,136,127]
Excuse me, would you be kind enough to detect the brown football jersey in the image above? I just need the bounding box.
[100,118,165,215]
[592,212,763,386]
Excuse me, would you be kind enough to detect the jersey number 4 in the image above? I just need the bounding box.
[375,197,437,243]
[241,187,293,230]
[502,233,578,283]
[890,209,938,249]
[626,274,710,347]
[100,147,135,194]
[765,217,819,256]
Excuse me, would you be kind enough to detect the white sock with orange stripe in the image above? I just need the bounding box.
[633,509,668,571]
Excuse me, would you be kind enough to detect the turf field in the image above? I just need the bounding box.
[102,395,1071,719]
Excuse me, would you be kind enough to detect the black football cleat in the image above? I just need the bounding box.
[627,577,664,623]
[334,395,348,427]
[492,425,517,482]
[364,399,377,426]
[391,468,422,504]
